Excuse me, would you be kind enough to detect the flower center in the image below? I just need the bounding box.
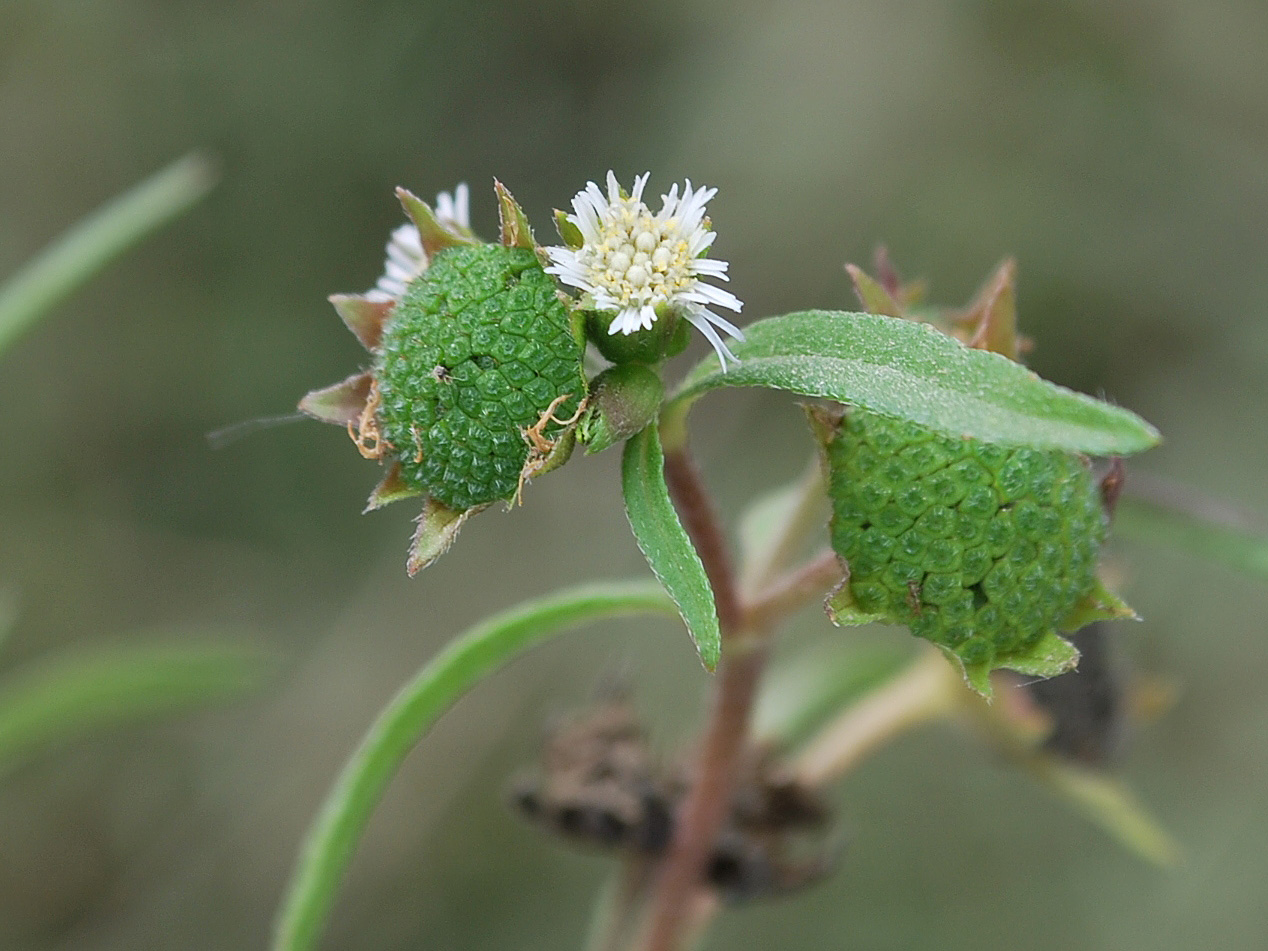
[578,200,695,310]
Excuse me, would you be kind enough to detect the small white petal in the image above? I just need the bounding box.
[452,182,470,228]
[681,283,743,313]
[682,307,740,368]
[690,257,728,278]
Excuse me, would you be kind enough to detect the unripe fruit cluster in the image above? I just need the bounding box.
[375,245,585,510]
[825,408,1106,669]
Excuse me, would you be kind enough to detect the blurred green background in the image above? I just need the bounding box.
[2,0,1267,947]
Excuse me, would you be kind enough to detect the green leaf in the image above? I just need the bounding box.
[663,311,1159,456]
[1116,495,1268,581]
[271,580,677,951]
[0,153,218,359]
[621,425,721,670]
[0,639,269,779]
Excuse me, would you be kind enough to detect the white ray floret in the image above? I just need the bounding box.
[544,171,744,368]
[366,183,471,302]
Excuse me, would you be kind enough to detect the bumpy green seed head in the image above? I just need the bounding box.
[299,182,589,574]
[820,407,1107,671]
[375,244,586,511]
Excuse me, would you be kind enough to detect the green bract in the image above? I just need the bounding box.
[376,245,585,510]
[817,406,1107,671]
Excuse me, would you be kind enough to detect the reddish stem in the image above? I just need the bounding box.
[641,447,759,951]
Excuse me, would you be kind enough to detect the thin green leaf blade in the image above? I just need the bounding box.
[621,425,721,670]
[0,640,269,778]
[272,581,677,951]
[0,152,218,357]
[667,311,1159,455]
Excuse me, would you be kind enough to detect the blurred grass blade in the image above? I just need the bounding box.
[272,581,677,951]
[622,425,721,670]
[664,311,1160,456]
[0,640,269,779]
[1026,755,1181,866]
[0,152,218,357]
[1116,491,1268,580]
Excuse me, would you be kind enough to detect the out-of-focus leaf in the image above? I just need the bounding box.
[970,672,1178,867]
[664,312,1159,456]
[0,640,269,779]
[0,152,218,358]
[755,643,912,748]
[621,425,720,670]
[1116,495,1268,580]
[271,580,678,951]
[738,462,826,592]
[1026,755,1181,867]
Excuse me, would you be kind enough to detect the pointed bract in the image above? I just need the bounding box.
[298,371,373,426]
[1060,577,1138,631]
[1002,628,1082,678]
[872,246,904,299]
[824,569,885,627]
[952,649,997,699]
[846,263,901,317]
[396,187,479,256]
[955,630,1082,701]
[553,208,584,249]
[494,180,535,251]
[330,294,393,351]
[801,402,845,450]
[363,462,423,513]
[963,258,1020,360]
[407,498,483,576]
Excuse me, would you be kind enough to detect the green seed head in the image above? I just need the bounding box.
[375,244,586,510]
[823,408,1106,669]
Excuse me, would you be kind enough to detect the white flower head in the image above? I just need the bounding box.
[366,183,471,302]
[545,171,744,368]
